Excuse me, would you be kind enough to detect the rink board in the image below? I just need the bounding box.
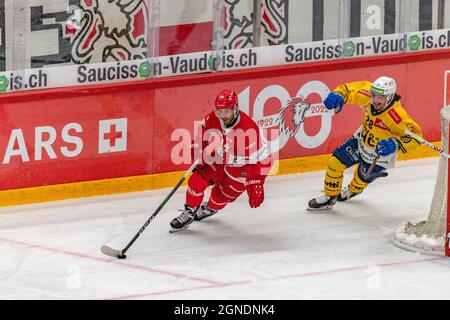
[0,49,448,206]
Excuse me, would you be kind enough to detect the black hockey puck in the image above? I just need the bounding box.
[118,254,127,259]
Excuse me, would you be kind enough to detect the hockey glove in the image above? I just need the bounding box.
[246,178,265,208]
[323,92,344,113]
[376,138,400,156]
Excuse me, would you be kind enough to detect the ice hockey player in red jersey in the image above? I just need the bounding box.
[170,89,272,232]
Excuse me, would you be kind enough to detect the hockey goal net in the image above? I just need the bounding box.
[392,73,450,256]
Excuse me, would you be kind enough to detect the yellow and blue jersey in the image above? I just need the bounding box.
[333,81,423,167]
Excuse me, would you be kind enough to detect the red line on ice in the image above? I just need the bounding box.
[105,257,442,300]
[0,236,223,286]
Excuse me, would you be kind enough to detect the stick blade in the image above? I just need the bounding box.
[101,245,125,259]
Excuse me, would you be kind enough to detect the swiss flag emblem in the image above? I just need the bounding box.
[98,118,128,153]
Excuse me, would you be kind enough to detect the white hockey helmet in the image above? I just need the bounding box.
[370,76,396,106]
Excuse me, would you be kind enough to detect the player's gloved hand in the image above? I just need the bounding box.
[323,92,344,113]
[245,177,265,208]
[376,138,400,156]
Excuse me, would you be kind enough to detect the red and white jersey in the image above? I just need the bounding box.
[196,110,272,182]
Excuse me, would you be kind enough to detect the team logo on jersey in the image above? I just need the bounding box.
[388,109,403,124]
[277,96,310,137]
[400,135,412,144]
[374,118,389,130]
[64,0,147,64]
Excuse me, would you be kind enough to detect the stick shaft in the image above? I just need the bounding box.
[404,129,450,158]
[365,155,380,179]
[120,159,200,255]
[366,128,444,180]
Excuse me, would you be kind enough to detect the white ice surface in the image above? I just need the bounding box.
[1,157,449,300]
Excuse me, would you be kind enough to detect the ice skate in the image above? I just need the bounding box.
[307,194,337,211]
[194,202,218,221]
[169,205,196,233]
[337,187,360,202]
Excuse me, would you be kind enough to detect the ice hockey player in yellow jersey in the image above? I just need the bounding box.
[308,76,423,211]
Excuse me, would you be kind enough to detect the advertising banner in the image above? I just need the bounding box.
[0,49,448,191]
[152,57,448,173]
[0,0,4,72]
[0,85,154,190]
[1,28,450,94]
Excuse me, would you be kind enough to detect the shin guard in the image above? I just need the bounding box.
[324,156,346,197]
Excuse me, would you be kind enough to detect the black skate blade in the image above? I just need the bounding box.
[337,196,353,202]
[169,225,190,233]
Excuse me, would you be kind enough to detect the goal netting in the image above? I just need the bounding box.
[392,105,449,256]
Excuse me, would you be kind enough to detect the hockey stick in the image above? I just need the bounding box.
[404,129,450,158]
[365,155,380,179]
[101,159,200,259]
[365,128,445,179]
